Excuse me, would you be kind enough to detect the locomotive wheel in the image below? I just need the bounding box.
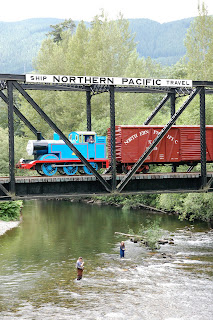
[78,168,85,174]
[41,163,57,176]
[58,168,66,175]
[83,162,98,175]
[63,164,78,175]
[36,169,45,176]
[141,167,149,174]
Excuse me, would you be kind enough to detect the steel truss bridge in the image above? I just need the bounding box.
[0,74,212,200]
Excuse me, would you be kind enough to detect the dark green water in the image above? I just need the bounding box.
[0,200,212,319]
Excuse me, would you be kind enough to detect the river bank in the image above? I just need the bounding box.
[81,197,169,214]
[0,200,23,236]
[0,219,21,236]
[76,194,213,225]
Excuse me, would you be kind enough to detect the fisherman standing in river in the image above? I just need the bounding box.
[76,257,84,280]
[120,241,125,258]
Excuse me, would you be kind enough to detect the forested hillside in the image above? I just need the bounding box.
[0,18,62,74]
[129,18,193,65]
[0,17,193,74]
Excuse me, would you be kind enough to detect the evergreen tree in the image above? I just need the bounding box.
[47,19,76,43]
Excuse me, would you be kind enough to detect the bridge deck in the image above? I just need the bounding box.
[0,172,212,200]
[0,171,211,183]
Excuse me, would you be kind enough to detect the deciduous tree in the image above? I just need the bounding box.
[185,1,213,80]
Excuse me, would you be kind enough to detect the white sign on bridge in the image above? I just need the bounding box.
[26,74,193,88]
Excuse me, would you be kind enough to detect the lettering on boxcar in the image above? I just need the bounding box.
[167,134,179,144]
[124,130,149,144]
[124,133,138,145]
[139,130,149,136]
[153,130,160,135]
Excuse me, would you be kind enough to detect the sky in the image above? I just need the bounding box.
[1,0,213,23]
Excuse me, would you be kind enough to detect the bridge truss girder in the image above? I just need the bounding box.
[0,74,213,199]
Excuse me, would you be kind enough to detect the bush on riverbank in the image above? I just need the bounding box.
[95,194,158,210]
[157,193,213,222]
[94,192,213,223]
[0,201,23,221]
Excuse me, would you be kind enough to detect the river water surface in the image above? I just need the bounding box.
[0,200,212,320]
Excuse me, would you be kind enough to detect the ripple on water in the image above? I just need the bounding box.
[0,202,212,320]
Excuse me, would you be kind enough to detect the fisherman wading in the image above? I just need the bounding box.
[76,257,84,280]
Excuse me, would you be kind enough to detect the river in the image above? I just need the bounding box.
[0,200,212,320]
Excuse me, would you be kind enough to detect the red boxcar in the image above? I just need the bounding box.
[107,125,213,173]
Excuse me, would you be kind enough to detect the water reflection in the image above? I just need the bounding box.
[0,200,212,319]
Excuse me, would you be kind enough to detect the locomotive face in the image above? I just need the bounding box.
[26,140,35,156]
[26,140,50,156]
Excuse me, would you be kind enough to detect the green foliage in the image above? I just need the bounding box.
[122,197,134,211]
[95,194,158,211]
[0,128,9,175]
[157,193,187,213]
[130,218,163,251]
[47,19,76,43]
[185,2,213,80]
[136,194,159,207]
[142,219,163,251]
[0,92,26,135]
[94,195,128,206]
[0,201,23,221]
[121,194,158,211]
[156,193,213,222]
[0,127,30,176]
[180,193,213,222]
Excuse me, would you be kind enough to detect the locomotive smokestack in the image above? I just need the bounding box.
[37,132,42,140]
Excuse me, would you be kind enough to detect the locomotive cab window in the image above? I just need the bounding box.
[86,135,95,143]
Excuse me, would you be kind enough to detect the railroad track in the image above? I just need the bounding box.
[0,171,213,183]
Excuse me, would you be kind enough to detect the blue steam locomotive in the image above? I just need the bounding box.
[16,131,109,176]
